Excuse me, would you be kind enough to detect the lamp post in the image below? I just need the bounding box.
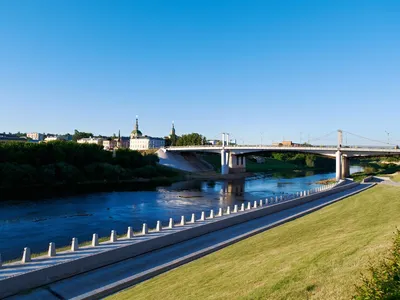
[385,131,390,145]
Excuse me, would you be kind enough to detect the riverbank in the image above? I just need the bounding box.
[315,178,335,185]
[350,161,400,182]
[109,185,400,300]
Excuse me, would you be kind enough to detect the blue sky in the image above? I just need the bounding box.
[0,0,399,145]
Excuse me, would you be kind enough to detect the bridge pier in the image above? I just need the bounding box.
[336,151,342,181]
[228,153,246,173]
[341,155,350,178]
[221,149,229,175]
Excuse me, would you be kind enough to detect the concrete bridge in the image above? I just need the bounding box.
[162,131,400,181]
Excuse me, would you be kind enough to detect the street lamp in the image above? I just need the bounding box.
[385,131,390,145]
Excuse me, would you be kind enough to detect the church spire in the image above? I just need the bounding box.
[135,115,139,131]
[171,121,175,136]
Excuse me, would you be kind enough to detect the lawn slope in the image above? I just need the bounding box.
[109,185,400,300]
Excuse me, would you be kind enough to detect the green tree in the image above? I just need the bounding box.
[72,130,93,142]
[176,133,206,146]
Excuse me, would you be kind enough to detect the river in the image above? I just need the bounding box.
[0,167,362,261]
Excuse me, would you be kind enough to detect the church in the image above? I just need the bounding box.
[129,117,166,150]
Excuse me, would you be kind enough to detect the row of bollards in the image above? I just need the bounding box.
[3,182,337,266]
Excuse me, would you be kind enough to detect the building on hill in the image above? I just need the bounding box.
[103,130,130,150]
[129,116,166,150]
[0,134,27,143]
[77,137,104,145]
[26,132,44,141]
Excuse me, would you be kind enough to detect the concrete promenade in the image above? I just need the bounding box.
[6,183,373,299]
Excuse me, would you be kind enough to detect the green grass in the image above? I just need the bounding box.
[392,173,400,182]
[108,185,400,300]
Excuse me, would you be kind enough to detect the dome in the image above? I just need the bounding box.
[131,129,142,137]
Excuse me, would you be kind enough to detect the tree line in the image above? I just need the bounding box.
[0,141,179,189]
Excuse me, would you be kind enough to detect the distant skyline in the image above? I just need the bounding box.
[1,0,399,146]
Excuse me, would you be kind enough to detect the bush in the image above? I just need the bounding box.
[354,229,400,299]
[0,163,38,187]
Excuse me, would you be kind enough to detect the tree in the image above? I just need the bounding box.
[176,133,207,146]
[72,130,93,142]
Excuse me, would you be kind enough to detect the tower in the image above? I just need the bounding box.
[171,121,176,136]
[170,121,177,146]
[117,130,121,148]
[130,115,142,139]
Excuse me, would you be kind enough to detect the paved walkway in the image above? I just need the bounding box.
[369,176,400,186]
[6,183,372,299]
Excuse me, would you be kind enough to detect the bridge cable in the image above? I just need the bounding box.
[342,130,396,146]
[308,131,337,143]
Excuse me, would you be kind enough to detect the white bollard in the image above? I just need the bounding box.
[226,206,231,215]
[200,211,205,221]
[191,213,195,223]
[271,197,274,203]
[110,230,117,242]
[142,223,148,235]
[22,247,31,263]
[218,207,223,216]
[181,216,185,225]
[275,196,278,202]
[259,199,263,207]
[233,205,238,213]
[169,218,174,228]
[210,209,214,218]
[92,233,99,246]
[156,221,162,231]
[71,238,78,252]
[127,227,133,239]
[280,196,283,201]
[247,202,251,210]
[253,200,257,208]
[48,242,56,257]
[241,203,245,211]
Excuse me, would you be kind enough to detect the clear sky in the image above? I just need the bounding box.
[0,0,399,145]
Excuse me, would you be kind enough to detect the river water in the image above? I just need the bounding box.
[0,167,362,260]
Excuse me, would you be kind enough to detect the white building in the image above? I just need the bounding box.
[77,137,104,145]
[27,132,44,141]
[129,117,166,150]
[44,136,66,142]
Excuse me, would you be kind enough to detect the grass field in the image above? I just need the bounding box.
[392,173,400,182]
[108,185,400,300]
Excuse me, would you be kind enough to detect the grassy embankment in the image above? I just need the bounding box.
[109,185,400,300]
[350,158,400,182]
[392,173,400,182]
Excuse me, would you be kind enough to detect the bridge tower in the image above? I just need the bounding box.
[335,130,343,181]
[335,129,350,181]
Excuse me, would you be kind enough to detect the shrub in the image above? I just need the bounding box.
[0,163,38,187]
[354,229,400,299]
